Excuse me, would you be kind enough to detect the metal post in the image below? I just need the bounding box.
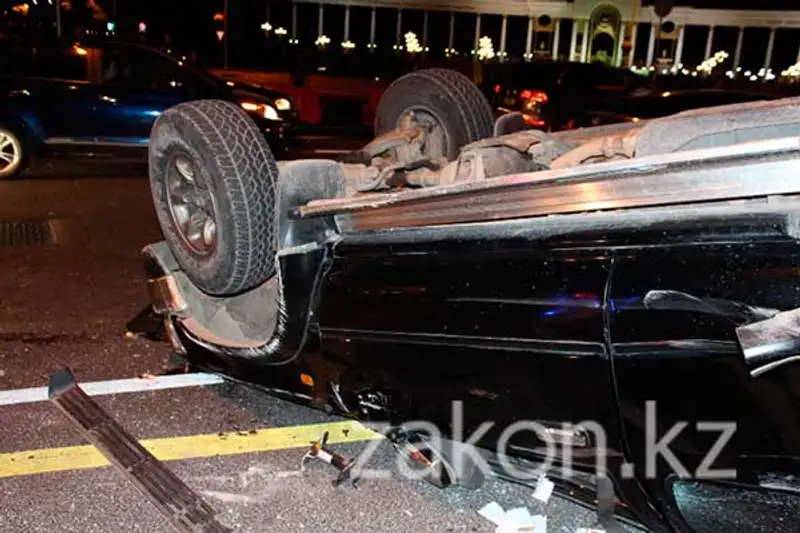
[500,15,508,59]
[733,26,744,70]
[628,23,638,67]
[568,18,577,61]
[318,3,324,37]
[396,9,402,45]
[580,20,589,63]
[423,11,428,48]
[526,16,535,60]
[223,0,229,68]
[370,8,376,46]
[704,25,714,60]
[55,0,62,36]
[448,12,455,51]
[292,2,297,39]
[674,24,685,66]
[646,22,656,65]
[344,5,350,41]
[764,27,776,71]
[474,14,481,54]
[615,22,626,67]
[552,18,560,60]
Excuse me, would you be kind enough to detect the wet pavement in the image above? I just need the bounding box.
[0,151,632,533]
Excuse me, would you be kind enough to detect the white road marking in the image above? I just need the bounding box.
[0,372,225,407]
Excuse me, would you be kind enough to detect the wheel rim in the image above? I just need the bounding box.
[0,130,22,175]
[165,153,217,256]
[399,109,449,160]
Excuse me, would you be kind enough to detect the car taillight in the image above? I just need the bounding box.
[494,84,502,94]
[520,89,549,103]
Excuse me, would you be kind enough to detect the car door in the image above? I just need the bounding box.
[316,231,623,478]
[609,225,800,532]
[88,44,202,146]
[2,41,97,146]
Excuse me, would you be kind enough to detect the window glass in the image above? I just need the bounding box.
[0,41,88,80]
[0,40,35,76]
[99,45,186,91]
[35,45,88,80]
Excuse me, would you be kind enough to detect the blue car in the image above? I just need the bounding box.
[0,36,298,179]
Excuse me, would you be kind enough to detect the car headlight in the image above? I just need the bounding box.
[274,97,291,111]
[240,101,279,121]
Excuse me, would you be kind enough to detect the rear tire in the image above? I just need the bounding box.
[375,68,494,160]
[149,99,279,296]
[0,126,27,180]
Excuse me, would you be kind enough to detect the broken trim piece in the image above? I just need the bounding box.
[48,367,232,533]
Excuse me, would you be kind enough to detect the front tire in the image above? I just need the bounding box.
[149,99,279,296]
[0,126,27,180]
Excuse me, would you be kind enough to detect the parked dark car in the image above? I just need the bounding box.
[575,88,777,127]
[0,36,297,178]
[482,61,654,131]
[137,69,800,533]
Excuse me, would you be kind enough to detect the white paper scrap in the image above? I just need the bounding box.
[496,509,546,533]
[478,502,506,526]
[498,507,534,532]
[533,476,555,503]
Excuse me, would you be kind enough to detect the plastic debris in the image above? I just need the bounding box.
[478,502,547,533]
[532,476,555,503]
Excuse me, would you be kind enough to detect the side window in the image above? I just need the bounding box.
[99,47,186,91]
[0,41,35,76]
[17,44,90,81]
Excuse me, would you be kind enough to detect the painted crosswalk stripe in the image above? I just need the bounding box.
[0,373,225,407]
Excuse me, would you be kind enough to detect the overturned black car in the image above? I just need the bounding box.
[138,68,800,533]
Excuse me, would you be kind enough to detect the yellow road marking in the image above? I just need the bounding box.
[0,420,381,479]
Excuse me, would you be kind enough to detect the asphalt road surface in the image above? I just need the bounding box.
[0,142,626,533]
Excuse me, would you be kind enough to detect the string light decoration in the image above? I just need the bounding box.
[782,61,800,79]
[315,34,331,47]
[342,39,355,49]
[696,50,728,75]
[476,36,495,61]
[404,32,422,53]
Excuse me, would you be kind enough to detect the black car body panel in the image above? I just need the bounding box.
[142,206,800,532]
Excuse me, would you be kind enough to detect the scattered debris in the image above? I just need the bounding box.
[576,529,606,533]
[532,476,554,503]
[301,430,360,487]
[478,502,547,533]
[138,372,157,381]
